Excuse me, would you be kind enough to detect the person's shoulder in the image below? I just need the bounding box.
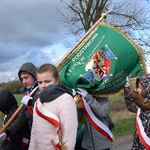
[59,93,75,105]
[58,94,76,109]
[60,92,74,99]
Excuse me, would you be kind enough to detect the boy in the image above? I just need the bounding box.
[19,62,39,111]
[18,62,38,96]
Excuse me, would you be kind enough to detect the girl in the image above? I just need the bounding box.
[27,63,78,150]
[124,74,150,150]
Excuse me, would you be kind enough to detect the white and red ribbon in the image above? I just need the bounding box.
[35,99,61,149]
[21,137,30,147]
[136,108,150,149]
[80,96,113,142]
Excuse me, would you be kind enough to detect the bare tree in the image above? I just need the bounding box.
[59,0,150,64]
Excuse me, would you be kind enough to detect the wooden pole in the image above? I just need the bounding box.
[0,86,39,134]
[56,11,111,69]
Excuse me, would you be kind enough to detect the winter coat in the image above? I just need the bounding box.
[79,93,112,150]
[0,90,30,150]
[124,74,150,150]
[29,84,78,150]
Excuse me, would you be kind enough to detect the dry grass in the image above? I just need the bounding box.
[108,94,136,138]
[109,94,135,122]
[110,109,135,122]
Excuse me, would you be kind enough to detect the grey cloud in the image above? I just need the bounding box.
[0,43,24,62]
[0,0,71,83]
[0,0,65,47]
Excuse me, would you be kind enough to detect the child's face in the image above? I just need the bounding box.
[37,71,59,92]
[20,72,36,89]
[137,82,146,98]
[137,82,142,95]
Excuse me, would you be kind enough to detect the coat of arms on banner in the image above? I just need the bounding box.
[82,45,117,85]
[57,15,147,96]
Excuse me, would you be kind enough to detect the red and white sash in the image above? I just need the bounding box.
[21,137,30,147]
[35,99,61,150]
[136,108,150,149]
[80,96,113,142]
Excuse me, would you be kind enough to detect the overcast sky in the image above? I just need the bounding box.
[0,0,72,83]
[0,0,149,83]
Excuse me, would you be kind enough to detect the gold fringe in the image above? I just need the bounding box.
[74,94,82,108]
[57,14,147,97]
[100,22,147,75]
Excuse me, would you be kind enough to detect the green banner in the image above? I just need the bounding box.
[57,22,147,96]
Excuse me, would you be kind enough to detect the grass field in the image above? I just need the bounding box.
[13,94,23,100]
[109,94,135,138]
[111,117,134,138]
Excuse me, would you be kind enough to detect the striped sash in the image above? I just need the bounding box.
[35,99,61,149]
[80,96,113,142]
[136,108,150,149]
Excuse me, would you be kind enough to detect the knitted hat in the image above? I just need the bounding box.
[0,90,17,114]
[18,62,36,81]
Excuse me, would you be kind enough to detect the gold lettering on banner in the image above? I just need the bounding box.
[72,33,99,62]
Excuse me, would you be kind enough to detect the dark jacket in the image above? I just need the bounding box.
[0,90,30,150]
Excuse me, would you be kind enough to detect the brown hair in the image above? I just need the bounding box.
[136,79,146,98]
[36,63,59,79]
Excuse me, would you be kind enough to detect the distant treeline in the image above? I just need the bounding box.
[0,80,24,94]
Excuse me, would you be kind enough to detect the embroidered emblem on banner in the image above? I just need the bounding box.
[82,45,117,84]
[103,45,118,60]
[80,70,95,85]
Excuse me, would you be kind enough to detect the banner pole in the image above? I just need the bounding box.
[56,11,111,69]
[0,86,39,134]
